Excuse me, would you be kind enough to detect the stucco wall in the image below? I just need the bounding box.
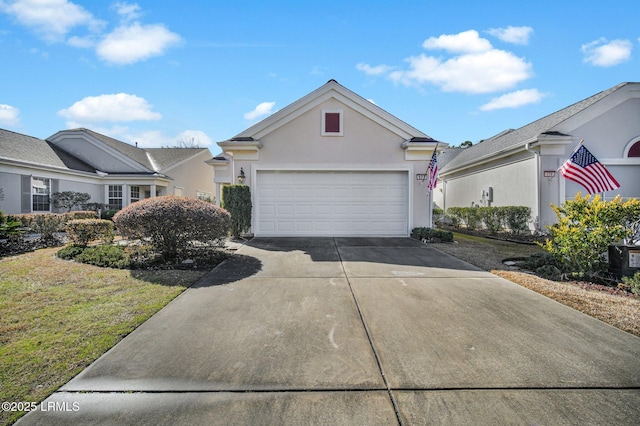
[232,98,430,231]
[443,157,537,212]
[164,150,216,200]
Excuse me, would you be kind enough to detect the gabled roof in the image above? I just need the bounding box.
[81,128,156,170]
[46,128,209,175]
[441,82,638,173]
[0,128,95,172]
[1,127,209,177]
[225,79,433,142]
[146,148,209,171]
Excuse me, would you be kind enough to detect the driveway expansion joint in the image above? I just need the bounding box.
[333,237,404,426]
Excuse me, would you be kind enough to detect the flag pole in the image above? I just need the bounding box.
[556,139,584,173]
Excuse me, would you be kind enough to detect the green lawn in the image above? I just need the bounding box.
[0,247,207,425]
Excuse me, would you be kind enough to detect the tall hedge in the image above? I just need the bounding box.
[113,196,231,260]
[222,185,252,238]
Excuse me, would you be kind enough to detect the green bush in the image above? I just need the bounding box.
[33,214,65,241]
[57,244,86,260]
[446,206,531,234]
[432,207,445,227]
[621,272,640,295]
[75,245,130,269]
[222,185,252,238]
[541,193,629,276]
[101,209,118,221]
[478,207,504,234]
[0,211,22,240]
[66,219,114,247]
[503,206,532,235]
[113,195,231,260]
[411,227,454,242]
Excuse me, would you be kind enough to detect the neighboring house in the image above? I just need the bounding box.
[208,79,445,237]
[436,82,640,231]
[0,128,215,214]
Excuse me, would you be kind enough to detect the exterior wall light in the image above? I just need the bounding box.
[237,167,246,184]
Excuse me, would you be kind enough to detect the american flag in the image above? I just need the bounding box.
[560,144,620,194]
[427,149,438,191]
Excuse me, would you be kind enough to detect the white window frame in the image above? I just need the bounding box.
[108,185,123,210]
[321,109,343,136]
[130,186,141,203]
[32,177,51,212]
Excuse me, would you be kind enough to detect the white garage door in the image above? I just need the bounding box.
[255,170,408,236]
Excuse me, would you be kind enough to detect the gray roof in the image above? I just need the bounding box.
[74,128,155,171]
[0,128,95,172]
[146,148,208,171]
[441,82,632,173]
[1,127,208,175]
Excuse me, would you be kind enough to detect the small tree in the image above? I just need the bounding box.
[222,185,252,238]
[52,191,91,212]
[113,196,231,260]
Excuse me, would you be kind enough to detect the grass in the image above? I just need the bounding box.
[432,232,640,338]
[0,247,207,425]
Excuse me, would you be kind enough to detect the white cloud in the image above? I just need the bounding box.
[581,38,632,67]
[58,93,162,124]
[389,49,532,94]
[113,1,142,22]
[244,102,276,120]
[175,130,213,147]
[422,30,492,53]
[0,104,20,126]
[480,89,546,111]
[0,0,105,42]
[359,30,533,94]
[356,63,394,76]
[96,22,182,65]
[487,26,533,45]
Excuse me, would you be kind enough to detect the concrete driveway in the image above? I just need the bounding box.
[19,238,640,425]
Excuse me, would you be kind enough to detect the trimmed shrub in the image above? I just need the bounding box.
[503,206,532,235]
[113,195,231,260]
[445,207,463,228]
[63,210,99,221]
[32,214,65,241]
[66,219,114,247]
[75,245,130,269]
[222,185,252,238]
[101,209,118,221]
[57,244,86,260]
[478,207,504,234]
[411,227,454,243]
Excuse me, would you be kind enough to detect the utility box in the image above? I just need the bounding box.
[608,245,640,277]
[482,187,493,202]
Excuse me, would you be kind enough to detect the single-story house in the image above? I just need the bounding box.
[435,82,640,231]
[0,128,215,214]
[208,79,445,237]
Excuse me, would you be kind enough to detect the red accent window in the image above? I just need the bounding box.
[325,112,341,133]
[629,141,640,157]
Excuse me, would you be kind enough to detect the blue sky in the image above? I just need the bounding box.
[1,0,638,153]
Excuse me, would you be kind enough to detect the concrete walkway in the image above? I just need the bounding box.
[18,238,640,425]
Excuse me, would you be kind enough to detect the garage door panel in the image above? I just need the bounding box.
[256,171,408,236]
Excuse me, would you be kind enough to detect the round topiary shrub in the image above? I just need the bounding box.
[113,196,231,260]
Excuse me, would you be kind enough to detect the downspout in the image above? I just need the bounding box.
[525,142,541,232]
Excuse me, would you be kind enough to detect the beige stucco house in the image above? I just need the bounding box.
[0,128,215,214]
[435,82,640,231]
[208,80,445,237]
